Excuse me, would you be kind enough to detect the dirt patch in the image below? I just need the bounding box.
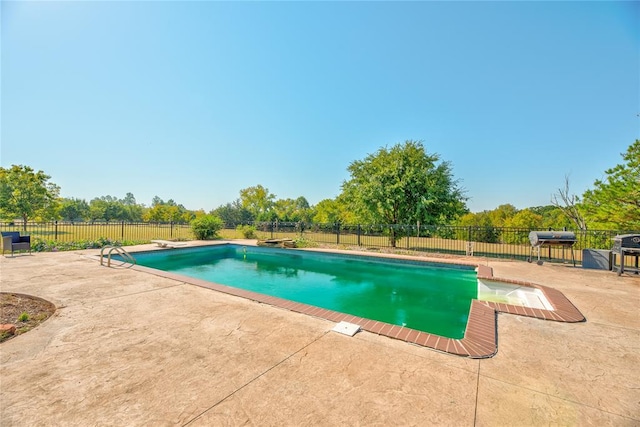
[0,293,56,343]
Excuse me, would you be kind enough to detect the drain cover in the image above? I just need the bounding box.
[332,321,361,337]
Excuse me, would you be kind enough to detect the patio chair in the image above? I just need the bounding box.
[1,231,31,256]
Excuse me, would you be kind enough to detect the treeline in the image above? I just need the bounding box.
[2,140,638,234]
[56,194,200,223]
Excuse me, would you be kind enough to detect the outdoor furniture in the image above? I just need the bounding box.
[1,231,31,256]
[612,234,640,276]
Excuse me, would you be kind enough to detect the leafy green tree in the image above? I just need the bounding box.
[0,165,60,230]
[58,198,90,222]
[312,199,343,223]
[503,209,543,244]
[487,204,517,227]
[581,140,640,230]
[88,196,126,222]
[143,204,165,222]
[456,211,500,243]
[143,197,193,223]
[239,185,276,221]
[529,205,573,230]
[273,196,312,222]
[340,140,467,246]
[212,199,253,225]
[151,195,164,207]
[121,192,144,222]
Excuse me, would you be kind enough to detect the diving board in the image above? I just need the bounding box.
[151,240,187,248]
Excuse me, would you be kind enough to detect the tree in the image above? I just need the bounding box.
[239,185,276,221]
[0,165,60,230]
[551,175,587,230]
[143,197,193,223]
[503,209,543,244]
[58,198,90,222]
[273,196,312,222]
[88,196,126,222]
[530,205,573,230]
[581,140,640,230]
[340,140,467,246]
[312,199,342,223]
[456,211,500,243]
[487,204,517,227]
[212,199,253,225]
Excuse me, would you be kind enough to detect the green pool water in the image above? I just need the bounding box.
[132,245,478,339]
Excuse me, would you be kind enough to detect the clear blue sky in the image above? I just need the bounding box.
[1,1,638,213]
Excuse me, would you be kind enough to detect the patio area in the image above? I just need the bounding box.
[1,243,638,425]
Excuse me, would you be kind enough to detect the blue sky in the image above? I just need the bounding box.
[1,1,638,213]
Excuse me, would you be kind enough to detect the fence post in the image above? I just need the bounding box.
[54,221,58,241]
[336,222,340,245]
[357,224,361,246]
[121,221,125,240]
[170,222,174,238]
[406,225,410,249]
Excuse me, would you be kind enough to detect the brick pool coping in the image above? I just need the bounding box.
[126,248,585,359]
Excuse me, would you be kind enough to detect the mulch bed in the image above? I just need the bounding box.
[0,293,56,343]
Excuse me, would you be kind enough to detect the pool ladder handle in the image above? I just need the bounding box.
[100,245,136,268]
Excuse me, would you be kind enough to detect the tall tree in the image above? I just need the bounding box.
[0,165,60,230]
[58,198,90,222]
[456,211,500,243]
[143,198,192,223]
[239,185,276,221]
[312,199,343,224]
[340,140,467,246]
[581,140,640,230]
[503,209,543,244]
[488,204,517,227]
[212,199,253,225]
[273,196,312,222]
[551,175,587,230]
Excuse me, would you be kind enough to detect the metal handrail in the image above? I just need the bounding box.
[100,245,136,268]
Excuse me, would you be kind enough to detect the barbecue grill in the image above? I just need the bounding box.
[528,231,577,266]
[612,234,640,275]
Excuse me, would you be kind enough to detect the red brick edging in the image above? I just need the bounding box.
[130,258,585,359]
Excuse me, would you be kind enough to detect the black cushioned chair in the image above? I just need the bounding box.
[1,231,31,256]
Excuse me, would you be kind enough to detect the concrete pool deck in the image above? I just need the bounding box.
[1,242,638,425]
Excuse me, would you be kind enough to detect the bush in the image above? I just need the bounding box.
[32,237,147,252]
[190,215,223,240]
[236,224,257,239]
[293,236,317,248]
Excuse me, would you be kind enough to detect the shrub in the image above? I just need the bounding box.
[32,237,147,252]
[236,224,257,239]
[293,236,317,248]
[18,312,29,322]
[191,215,223,240]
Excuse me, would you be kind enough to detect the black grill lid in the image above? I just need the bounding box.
[612,234,640,249]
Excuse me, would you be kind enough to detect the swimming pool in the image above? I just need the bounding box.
[131,244,478,339]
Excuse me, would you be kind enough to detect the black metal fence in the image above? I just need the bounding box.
[1,220,635,265]
[0,221,193,242]
[226,221,634,264]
